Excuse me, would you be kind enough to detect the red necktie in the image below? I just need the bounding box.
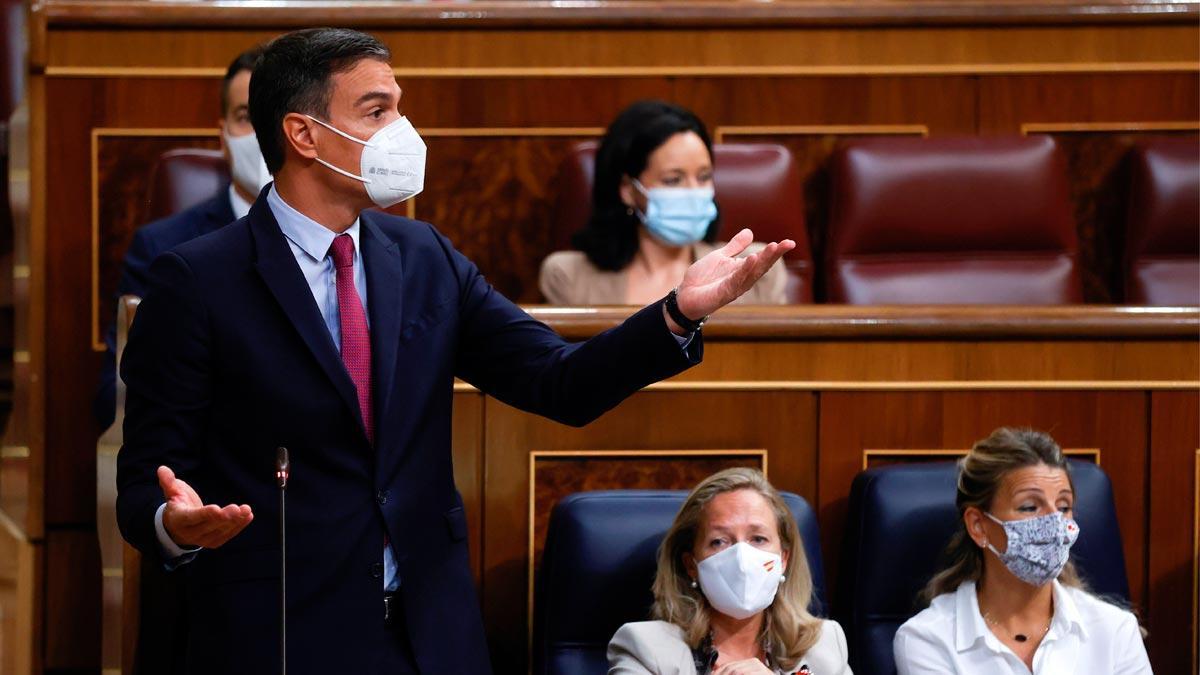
[329,234,373,444]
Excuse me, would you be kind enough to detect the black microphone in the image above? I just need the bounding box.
[276,447,290,675]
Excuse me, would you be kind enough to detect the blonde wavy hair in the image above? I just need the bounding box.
[651,467,823,670]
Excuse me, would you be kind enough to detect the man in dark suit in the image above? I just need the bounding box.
[95,45,268,429]
[116,28,793,674]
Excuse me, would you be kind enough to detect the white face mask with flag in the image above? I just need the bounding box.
[305,114,426,208]
[696,542,785,620]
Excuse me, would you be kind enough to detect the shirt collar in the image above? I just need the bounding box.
[266,185,362,264]
[955,580,994,652]
[1048,579,1088,641]
[228,183,253,221]
[954,579,1088,653]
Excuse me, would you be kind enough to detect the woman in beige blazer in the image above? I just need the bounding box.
[539,100,788,307]
[608,468,852,675]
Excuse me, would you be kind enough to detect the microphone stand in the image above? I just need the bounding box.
[276,447,290,675]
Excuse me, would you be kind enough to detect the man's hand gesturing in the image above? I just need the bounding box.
[158,465,254,549]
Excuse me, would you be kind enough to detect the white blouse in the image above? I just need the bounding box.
[893,580,1152,674]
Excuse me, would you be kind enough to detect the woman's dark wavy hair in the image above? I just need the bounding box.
[572,100,721,271]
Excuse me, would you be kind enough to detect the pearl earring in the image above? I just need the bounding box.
[779,575,786,583]
[690,580,698,589]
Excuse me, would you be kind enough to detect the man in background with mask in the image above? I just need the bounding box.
[116,28,794,674]
[94,45,269,430]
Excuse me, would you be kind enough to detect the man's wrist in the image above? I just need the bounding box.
[154,502,201,559]
[665,288,707,333]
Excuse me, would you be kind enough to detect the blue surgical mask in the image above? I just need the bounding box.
[632,179,717,247]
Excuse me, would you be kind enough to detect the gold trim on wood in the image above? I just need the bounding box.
[451,380,1200,393]
[643,380,1197,392]
[714,124,928,142]
[0,446,30,459]
[862,447,1101,471]
[12,351,30,364]
[91,127,221,351]
[101,567,122,578]
[11,265,29,280]
[525,448,768,661]
[1021,121,1200,134]
[44,62,1200,79]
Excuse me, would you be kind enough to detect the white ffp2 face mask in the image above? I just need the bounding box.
[696,542,785,620]
[305,114,426,209]
[224,129,272,197]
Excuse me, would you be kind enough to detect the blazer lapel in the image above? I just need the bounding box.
[360,214,404,436]
[249,196,365,430]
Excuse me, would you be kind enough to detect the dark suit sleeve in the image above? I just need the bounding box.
[94,228,160,429]
[116,250,212,558]
[444,231,701,427]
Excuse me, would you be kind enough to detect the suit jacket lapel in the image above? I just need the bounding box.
[249,196,365,430]
[361,214,404,436]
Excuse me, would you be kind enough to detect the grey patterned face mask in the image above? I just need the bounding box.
[985,511,1079,586]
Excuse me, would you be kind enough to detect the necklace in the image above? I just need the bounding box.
[982,611,1050,643]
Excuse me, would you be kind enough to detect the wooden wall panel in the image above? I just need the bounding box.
[483,390,818,672]
[816,391,1149,610]
[978,73,1200,134]
[1147,391,1200,675]
[412,134,598,303]
[43,529,100,669]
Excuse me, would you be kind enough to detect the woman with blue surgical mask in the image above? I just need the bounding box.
[540,100,787,306]
[894,428,1152,675]
[608,468,852,674]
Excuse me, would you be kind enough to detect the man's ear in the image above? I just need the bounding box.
[281,112,318,161]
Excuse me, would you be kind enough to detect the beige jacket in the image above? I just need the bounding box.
[538,242,789,306]
[607,619,853,675]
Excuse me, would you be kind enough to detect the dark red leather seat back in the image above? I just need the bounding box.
[1124,138,1199,306]
[826,136,1082,304]
[143,148,230,223]
[552,141,814,303]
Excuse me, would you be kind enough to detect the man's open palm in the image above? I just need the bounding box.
[159,465,254,549]
[676,228,795,320]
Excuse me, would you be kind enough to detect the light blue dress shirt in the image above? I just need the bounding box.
[155,186,399,591]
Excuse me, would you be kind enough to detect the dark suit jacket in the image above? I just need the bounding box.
[116,190,701,674]
[95,188,235,429]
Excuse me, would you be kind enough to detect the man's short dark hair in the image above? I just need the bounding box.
[221,45,265,118]
[250,28,391,173]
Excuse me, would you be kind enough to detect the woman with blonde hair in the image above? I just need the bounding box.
[893,428,1151,674]
[608,467,851,674]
